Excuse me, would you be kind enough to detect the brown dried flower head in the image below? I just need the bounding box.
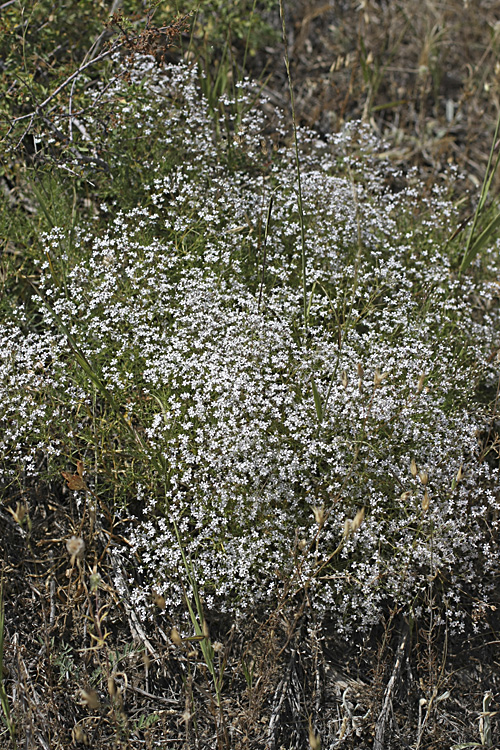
[66,535,85,561]
[422,489,430,512]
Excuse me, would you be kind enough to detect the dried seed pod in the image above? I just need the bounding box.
[351,507,365,533]
[78,688,99,709]
[313,505,326,528]
[309,723,321,750]
[422,490,430,512]
[419,470,429,486]
[202,619,210,640]
[153,592,166,610]
[8,501,27,525]
[107,675,117,697]
[410,458,418,478]
[374,369,388,387]
[72,726,89,745]
[170,627,182,647]
[343,519,352,539]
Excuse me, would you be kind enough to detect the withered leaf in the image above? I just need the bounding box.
[61,471,86,491]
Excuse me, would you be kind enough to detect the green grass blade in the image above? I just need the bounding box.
[460,212,500,273]
[311,377,323,424]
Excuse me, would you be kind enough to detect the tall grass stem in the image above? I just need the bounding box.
[279,0,308,330]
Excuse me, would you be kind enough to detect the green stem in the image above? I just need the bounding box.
[279,0,308,331]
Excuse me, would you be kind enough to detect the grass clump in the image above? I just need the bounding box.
[1,57,499,643]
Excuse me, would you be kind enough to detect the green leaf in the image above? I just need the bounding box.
[311,377,323,424]
[460,212,500,272]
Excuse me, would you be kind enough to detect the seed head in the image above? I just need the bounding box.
[170,627,182,647]
[72,726,88,745]
[107,675,117,697]
[313,505,326,528]
[419,470,429,486]
[153,592,166,610]
[422,490,430,512]
[66,535,85,561]
[309,724,321,750]
[78,688,99,709]
[351,507,365,533]
[374,369,388,387]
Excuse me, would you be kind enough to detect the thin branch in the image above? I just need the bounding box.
[8,42,125,127]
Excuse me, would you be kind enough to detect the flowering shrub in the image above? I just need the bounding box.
[1,58,500,634]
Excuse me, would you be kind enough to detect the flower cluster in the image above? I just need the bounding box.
[1,58,499,633]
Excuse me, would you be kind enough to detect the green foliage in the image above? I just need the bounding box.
[460,111,500,273]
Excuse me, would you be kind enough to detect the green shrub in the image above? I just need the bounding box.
[1,57,499,635]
